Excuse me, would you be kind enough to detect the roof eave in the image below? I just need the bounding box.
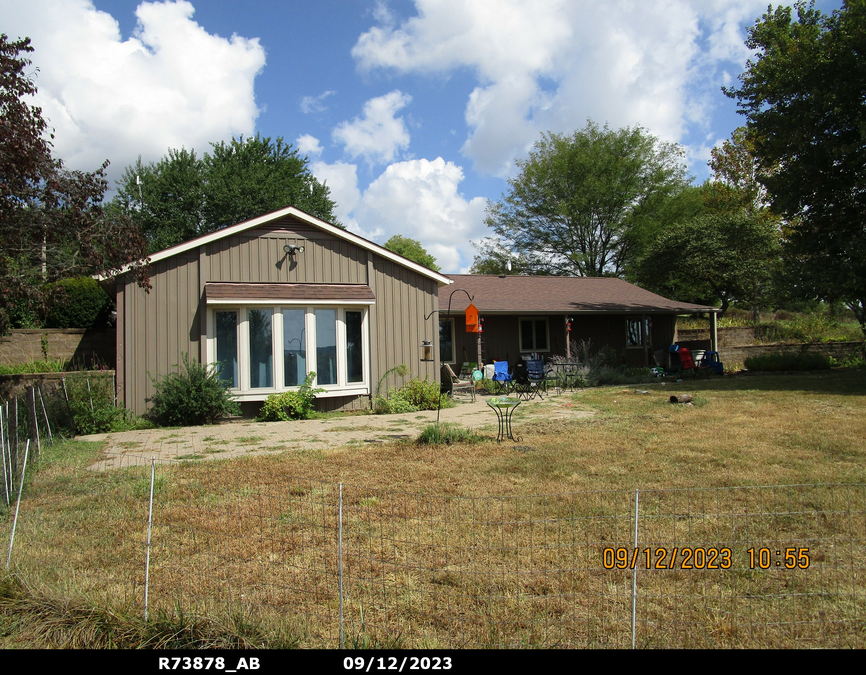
[96,206,454,287]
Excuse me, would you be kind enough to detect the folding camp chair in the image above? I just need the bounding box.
[525,359,547,399]
[491,360,514,394]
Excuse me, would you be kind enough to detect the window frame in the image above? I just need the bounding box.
[518,317,550,353]
[207,304,370,401]
[626,316,651,349]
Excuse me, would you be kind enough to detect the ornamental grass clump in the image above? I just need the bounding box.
[147,354,240,426]
[416,422,484,446]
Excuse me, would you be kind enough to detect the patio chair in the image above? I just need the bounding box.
[671,346,712,379]
[442,363,476,401]
[491,360,514,395]
[525,359,547,399]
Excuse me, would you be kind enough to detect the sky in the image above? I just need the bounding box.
[1,0,844,273]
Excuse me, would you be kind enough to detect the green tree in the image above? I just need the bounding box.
[483,121,689,277]
[633,200,781,316]
[112,148,205,253]
[724,0,866,338]
[202,134,338,232]
[469,237,531,275]
[0,35,148,334]
[114,134,340,253]
[382,235,440,271]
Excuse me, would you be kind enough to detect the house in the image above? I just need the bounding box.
[110,207,452,417]
[438,274,719,369]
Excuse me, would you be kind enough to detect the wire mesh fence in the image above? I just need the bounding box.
[2,447,863,649]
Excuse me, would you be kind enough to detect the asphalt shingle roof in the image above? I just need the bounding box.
[439,275,717,314]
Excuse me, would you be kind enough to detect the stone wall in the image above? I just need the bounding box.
[0,371,116,401]
[675,326,863,365]
[677,326,758,347]
[0,329,114,368]
[721,342,863,366]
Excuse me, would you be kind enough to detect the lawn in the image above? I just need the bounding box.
[1,370,864,648]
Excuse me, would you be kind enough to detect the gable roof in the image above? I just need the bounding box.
[439,275,719,314]
[106,206,453,286]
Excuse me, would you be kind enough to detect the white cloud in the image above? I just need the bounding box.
[332,90,412,165]
[300,90,336,114]
[0,0,265,184]
[353,0,776,177]
[296,134,323,157]
[309,160,362,228]
[353,158,487,272]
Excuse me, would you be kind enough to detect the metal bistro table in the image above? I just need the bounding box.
[487,396,522,442]
[550,362,582,393]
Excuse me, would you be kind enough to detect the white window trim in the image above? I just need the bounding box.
[518,316,550,353]
[207,305,370,401]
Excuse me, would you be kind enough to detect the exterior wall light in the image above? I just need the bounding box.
[283,244,305,255]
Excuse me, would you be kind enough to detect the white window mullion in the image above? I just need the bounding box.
[273,307,284,390]
[306,307,318,385]
[336,308,347,387]
[239,308,250,390]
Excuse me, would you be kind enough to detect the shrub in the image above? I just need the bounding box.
[147,354,240,426]
[417,423,484,445]
[257,372,324,421]
[63,373,147,435]
[45,277,112,329]
[744,352,832,372]
[374,376,451,414]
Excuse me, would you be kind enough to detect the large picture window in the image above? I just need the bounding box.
[209,305,369,400]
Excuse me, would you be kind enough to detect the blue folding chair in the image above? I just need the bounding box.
[491,360,514,394]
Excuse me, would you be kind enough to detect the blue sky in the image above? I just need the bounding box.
[1,0,843,272]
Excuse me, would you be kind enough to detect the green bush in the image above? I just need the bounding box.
[374,376,451,414]
[257,372,324,421]
[147,354,240,426]
[63,373,146,435]
[829,354,866,369]
[744,352,832,372]
[45,277,112,329]
[417,423,484,446]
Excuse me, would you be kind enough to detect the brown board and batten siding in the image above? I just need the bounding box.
[116,210,448,417]
[117,254,201,415]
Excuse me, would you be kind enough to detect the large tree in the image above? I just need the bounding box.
[0,35,148,333]
[482,121,689,277]
[724,0,866,338]
[633,185,781,316]
[114,134,340,253]
[383,235,440,271]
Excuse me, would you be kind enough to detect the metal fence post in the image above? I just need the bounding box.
[6,440,31,572]
[632,489,639,650]
[144,458,156,622]
[339,482,344,649]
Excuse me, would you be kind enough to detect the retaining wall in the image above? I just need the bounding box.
[0,328,114,368]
